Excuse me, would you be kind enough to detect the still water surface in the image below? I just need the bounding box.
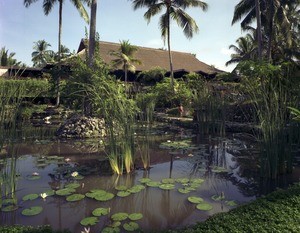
[1,124,299,232]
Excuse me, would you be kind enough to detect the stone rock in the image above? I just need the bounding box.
[56,115,106,138]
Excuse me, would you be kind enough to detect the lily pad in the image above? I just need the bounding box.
[2,198,17,205]
[92,207,110,216]
[111,212,128,221]
[22,193,39,201]
[44,190,55,196]
[123,222,139,232]
[109,221,121,228]
[86,189,107,198]
[117,191,131,197]
[65,183,81,189]
[80,216,98,226]
[1,205,18,212]
[56,188,76,196]
[66,194,85,202]
[176,178,190,184]
[196,203,213,211]
[188,196,204,204]
[139,178,151,184]
[101,227,120,233]
[225,200,238,206]
[115,185,127,191]
[94,192,115,202]
[161,178,175,184]
[146,181,161,187]
[128,213,143,221]
[21,206,43,216]
[128,185,145,193]
[178,188,191,194]
[190,178,205,184]
[159,184,175,190]
[26,175,41,180]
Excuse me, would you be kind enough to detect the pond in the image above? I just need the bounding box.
[1,123,299,233]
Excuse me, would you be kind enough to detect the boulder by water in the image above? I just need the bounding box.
[56,115,106,138]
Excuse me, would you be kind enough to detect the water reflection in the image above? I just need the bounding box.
[1,127,299,232]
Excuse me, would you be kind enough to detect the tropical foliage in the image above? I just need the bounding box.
[110,40,141,85]
[131,0,208,89]
[0,47,22,66]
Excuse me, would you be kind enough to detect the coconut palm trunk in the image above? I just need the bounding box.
[255,0,263,60]
[89,0,97,67]
[166,6,174,89]
[56,0,63,107]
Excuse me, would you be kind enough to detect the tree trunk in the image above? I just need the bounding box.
[267,0,274,62]
[55,0,63,107]
[167,7,174,91]
[255,0,263,60]
[88,0,97,67]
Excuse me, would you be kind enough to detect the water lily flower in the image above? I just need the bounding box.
[81,227,90,233]
[32,172,39,176]
[40,193,48,200]
[65,158,71,162]
[188,154,194,157]
[71,171,78,177]
[167,140,171,143]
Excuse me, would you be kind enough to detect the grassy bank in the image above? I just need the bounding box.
[167,182,300,233]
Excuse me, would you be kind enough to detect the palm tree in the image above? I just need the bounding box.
[131,0,208,90]
[226,33,257,66]
[24,0,90,106]
[110,40,141,87]
[31,40,53,67]
[88,0,97,67]
[0,47,21,66]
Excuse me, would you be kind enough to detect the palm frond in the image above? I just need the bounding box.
[23,0,39,7]
[232,0,254,25]
[70,0,90,23]
[144,2,164,23]
[43,0,57,15]
[159,13,169,41]
[132,0,154,10]
[173,8,199,39]
[174,0,208,11]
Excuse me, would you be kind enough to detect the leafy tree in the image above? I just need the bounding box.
[131,0,208,90]
[110,40,141,85]
[24,0,90,106]
[31,40,54,67]
[0,47,21,66]
[137,67,166,85]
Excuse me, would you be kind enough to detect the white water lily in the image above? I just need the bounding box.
[40,193,48,200]
[81,227,90,233]
[32,172,39,176]
[71,171,78,177]
[167,140,171,143]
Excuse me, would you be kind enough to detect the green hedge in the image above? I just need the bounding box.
[166,183,300,233]
[0,225,71,233]
[0,79,51,98]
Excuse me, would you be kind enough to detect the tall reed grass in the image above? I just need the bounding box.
[238,61,300,179]
[0,80,25,207]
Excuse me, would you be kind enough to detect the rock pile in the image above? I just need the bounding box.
[56,115,106,138]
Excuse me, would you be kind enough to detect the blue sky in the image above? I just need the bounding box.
[0,0,243,72]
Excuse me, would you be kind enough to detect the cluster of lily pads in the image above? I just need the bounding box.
[35,155,65,168]
[159,139,193,150]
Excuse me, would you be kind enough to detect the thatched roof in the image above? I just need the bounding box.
[77,39,222,76]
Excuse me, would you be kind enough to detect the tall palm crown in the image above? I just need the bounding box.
[131,0,208,89]
[24,0,89,106]
[110,40,141,84]
[232,0,300,62]
[31,40,54,67]
[226,34,257,66]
